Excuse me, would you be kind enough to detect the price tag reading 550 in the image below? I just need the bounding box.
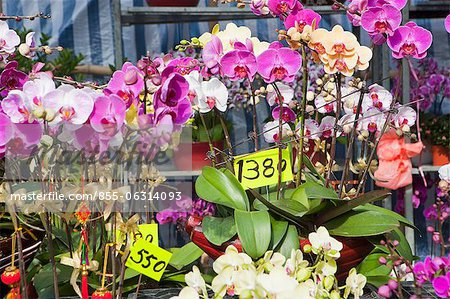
[125,238,172,281]
[233,148,293,189]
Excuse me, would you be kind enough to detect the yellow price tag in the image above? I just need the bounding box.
[138,224,159,245]
[234,148,293,189]
[125,238,172,281]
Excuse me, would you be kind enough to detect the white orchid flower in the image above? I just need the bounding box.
[285,249,308,276]
[296,279,317,299]
[392,106,416,128]
[266,82,294,106]
[213,245,252,274]
[200,78,228,113]
[185,266,207,297]
[343,268,366,299]
[263,120,292,143]
[212,267,237,298]
[256,266,299,298]
[170,287,200,299]
[308,226,343,259]
[362,84,393,112]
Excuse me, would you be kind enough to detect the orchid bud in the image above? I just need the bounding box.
[378,256,387,265]
[306,91,315,102]
[44,109,56,122]
[438,180,448,190]
[18,43,31,56]
[330,290,341,299]
[396,129,403,136]
[303,244,312,253]
[33,106,45,119]
[331,3,340,10]
[361,130,369,138]
[388,280,398,290]
[343,125,352,134]
[306,105,314,114]
[378,285,392,298]
[296,268,311,282]
[427,226,435,233]
[392,240,399,247]
[323,276,334,290]
[432,233,441,244]
[402,125,410,133]
[316,78,323,86]
[291,31,301,41]
[40,135,53,148]
[124,69,138,85]
[357,134,364,141]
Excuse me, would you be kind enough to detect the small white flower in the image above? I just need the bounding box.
[308,226,343,259]
[285,249,308,276]
[185,266,207,296]
[256,266,299,298]
[213,245,252,274]
[200,78,228,113]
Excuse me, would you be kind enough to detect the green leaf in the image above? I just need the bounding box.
[357,253,392,277]
[387,228,413,261]
[298,181,339,200]
[279,225,300,258]
[354,204,416,230]
[324,210,399,237]
[302,154,325,183]
[365,275,392,288]
[270,218,289,249]
[169,242,204,270]
[195,166,249,211]
[317,189,391,225]
[235,210,271,259]
[202,216,237,246]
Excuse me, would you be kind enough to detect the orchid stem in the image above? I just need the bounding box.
[251,87,259,151]
[325,74,342,187]
[272,83,284,200]
[338,83,366,198]
[199,112,216,167]
[296,45,308,186]
[215,108,233,156]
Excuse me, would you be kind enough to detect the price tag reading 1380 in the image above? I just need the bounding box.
[233,148,293,189]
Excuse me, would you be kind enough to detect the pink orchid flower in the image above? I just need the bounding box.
[105,62,144,107]
[220,46,257,81]
[267,0,300,17]
[342,87,370,115]
[296,118,320,140]
[0,20,20,59]
[387,22,432,60]
[367,0,407,10]
[257,42,301,83]
[319,116,336,139]
[90,94,126,136]
[361,5,402,45]
[202,35,223,76]
[0,113,13,153]
[272,105,296,123]
[347,0,368,26]
[433,272,450,298]
[359,108,387,133]
[162,57,200,78]
[392,106,416,128]
[338,114,356,136]
[315,92,337,114]
[284,9,321,31]
[45,85,94,125]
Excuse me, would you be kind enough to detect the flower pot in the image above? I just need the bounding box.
[187,216,372,282]
[145,0,199,7]
[432,145,450,166]
[174,141,223,171]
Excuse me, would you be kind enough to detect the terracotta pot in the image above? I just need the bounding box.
[187,216,373,281]
[174,141,223,171]
[145,0,199,7]
[432,145,450,166]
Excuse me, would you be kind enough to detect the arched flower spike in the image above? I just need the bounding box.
[387,21,433,59]
[308,25,372,76]
[361,5,402,45]
[257,42,302,83]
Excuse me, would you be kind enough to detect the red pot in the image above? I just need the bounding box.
[432,145,450,166]
[145,0,199,6]
[174,141,223,171]
[187,216,372,281]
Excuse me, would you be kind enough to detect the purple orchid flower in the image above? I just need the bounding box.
[250,0,270,16]
[154,73,190,107]
[347,0,368,26]
[387,22,432,60]
[427,74,446,94]
[220,46,257,81]
[433,272,450,298]
[267,0,300,17]
[413,257,436,285]
[257,42,302,83]
[202,35,223,76]
[105,62,144,107]
[162,57,200,78]
[319,116,336,139]
[90,94,127,136]
[0,113,13,157]
[0,61,28,97]
[361,5,402,45]
[284,8,321,30]
[367,0,407,10]
[272,105,296,122]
